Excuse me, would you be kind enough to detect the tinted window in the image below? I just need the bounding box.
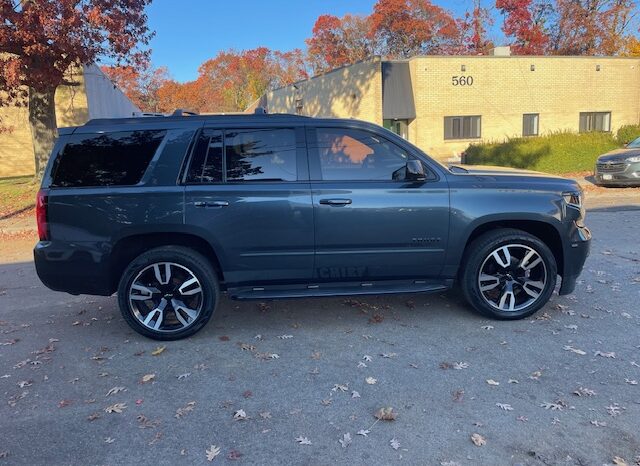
[579,112,611,132]
[444,116,481,139]
[186,129,223,183]
[314,128,409,181]
[225,128,297,182]
[523,113,539,137]
[52,130,165,187]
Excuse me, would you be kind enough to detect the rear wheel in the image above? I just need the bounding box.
[460,229,557,320]
[117,246,219,340]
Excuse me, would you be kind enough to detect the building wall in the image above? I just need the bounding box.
[410,56,640,160]
[0,65,139,178]
[267,59,383,126]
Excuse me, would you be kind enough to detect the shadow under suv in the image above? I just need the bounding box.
[34,112,591,340]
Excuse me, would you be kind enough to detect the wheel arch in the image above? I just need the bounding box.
[109,232,225,293]
[459,219,564,278]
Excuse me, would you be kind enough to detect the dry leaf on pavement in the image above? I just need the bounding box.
[205,445,221,462]
[471,433,486,446]
[141,374,155,384]
[151,346,166,356]
[390,438,401,450]
[365,377,377,385]
[375,407,397,420]
[295,436,312,445]
[106,386,126,396]
[104,402,126,413]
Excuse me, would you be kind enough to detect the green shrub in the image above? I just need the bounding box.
[616,124,640,145]
[464,131,620,174]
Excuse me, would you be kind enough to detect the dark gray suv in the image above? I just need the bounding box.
[34,112,591,340]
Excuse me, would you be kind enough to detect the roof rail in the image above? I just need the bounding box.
[171,109,199,116]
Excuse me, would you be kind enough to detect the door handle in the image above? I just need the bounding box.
[319,198,352,206]
[194,200,229,208]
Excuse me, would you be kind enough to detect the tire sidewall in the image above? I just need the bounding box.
[462,231,557,320]
[117,247,218,340]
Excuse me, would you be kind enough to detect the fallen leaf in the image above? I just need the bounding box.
[259,411,271,419]
[233,409,247,420]
[87,412,101,421]
[141,374,155,384]
[366,377,377,385]
[390,438,401,450]
[104,437,115,444]
[573,387,596,397]
[481,325,494,330]
[277,334,293,339]
[357,429,370,437]
[381,353,397,358]
[351,391,361,399]
[363,355,372,362]
[357,361,367,368]
[175,401,196,418]
[58,399,72,408]
[106,386,126,397]
[590,420,607,427]
[541,402,564,411]
[105,402,126,414]
[624,378,638,385]
[332,384,348,392]
[595,350,616,358]
[471,433,486,447]
[612,456,629,466]
[563,345,587,355]
[151,346,166,356]
[374,407,397,421]
[453,362,469,370]
[339,433,352,448]
[205,445,221,462]
[227,449,242,460]
[295,436,312,445]
[177,373,191,380]
[508,379,519,384]
[486,379,500,386]
[496,403,513,411]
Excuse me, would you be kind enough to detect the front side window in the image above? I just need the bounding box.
[579,112,611,133]
[444,116,481,140]
[314,128,410,181]
[523,113,539,137]
[52,130,166,187]
[225,128,297,182]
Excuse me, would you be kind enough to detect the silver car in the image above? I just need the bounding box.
[595,136,640,186]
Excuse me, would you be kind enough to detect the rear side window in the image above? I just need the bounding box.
[226,128,296,182]
[52,130,166,187]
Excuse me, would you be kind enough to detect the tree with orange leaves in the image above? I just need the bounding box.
[0,0,153,178]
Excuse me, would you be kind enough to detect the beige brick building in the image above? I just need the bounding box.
[265,49,640,161]
[0,65,139,178]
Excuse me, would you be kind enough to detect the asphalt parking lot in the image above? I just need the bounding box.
[1,206,639,466]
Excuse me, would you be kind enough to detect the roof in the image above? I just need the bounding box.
[83,112,312,127]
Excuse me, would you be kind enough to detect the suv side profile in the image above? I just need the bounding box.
[34,113,591,340]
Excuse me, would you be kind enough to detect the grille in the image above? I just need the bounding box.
[597,162,627,173]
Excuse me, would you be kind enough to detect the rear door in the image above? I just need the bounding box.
[307,125,449,281]
[184,125,314,285]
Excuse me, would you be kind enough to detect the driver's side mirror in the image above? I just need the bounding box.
[405,159,426,181]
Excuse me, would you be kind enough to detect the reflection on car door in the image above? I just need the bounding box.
[184,126,314,284]
[307,126,449,281]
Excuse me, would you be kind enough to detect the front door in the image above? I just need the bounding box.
[184,126,314,285]
[307,126,449,282]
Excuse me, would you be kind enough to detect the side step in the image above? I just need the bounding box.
[227,279,452,301]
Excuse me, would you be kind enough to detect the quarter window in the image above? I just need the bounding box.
[313,128,411,181]
[52,130,166,187]
[523,113,539,137]
[444,116,481,140]
[225,128,297,182]
[186,129,223,183]
[579,112,611,132]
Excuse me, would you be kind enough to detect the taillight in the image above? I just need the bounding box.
[36,189,49,241]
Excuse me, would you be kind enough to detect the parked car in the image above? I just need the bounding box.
[594,136,640,186]
[34,111,591,340]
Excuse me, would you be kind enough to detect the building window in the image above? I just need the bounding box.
[444,116,481,140]
[523,114,539,137]
[383,119,409,140]
[579,112,611,133]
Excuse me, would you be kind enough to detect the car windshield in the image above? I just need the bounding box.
[627,136,640,148]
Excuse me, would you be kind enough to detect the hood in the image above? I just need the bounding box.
[597,147,640,162]
[449,164,555,178]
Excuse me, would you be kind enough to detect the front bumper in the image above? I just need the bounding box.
[594,161,640,186]
[34,241,114,296]
[558,224,591,295]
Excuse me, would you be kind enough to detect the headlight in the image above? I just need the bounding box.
[563,191,582,209]
[626,155,640,163]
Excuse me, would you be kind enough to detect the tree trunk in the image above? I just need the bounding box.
[28,87,58,180]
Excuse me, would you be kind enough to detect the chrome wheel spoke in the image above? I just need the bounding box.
[130,284,158,301]
[479,273,501,291]
[153,263,172,285]
[498,283,516,311]
[178,277,202,296]
[143,299,167,330]
[492,246,512,268]
[172,299,198,328]
[520,250,542,271]
[521,279,544,299]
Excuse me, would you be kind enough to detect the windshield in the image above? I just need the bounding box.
[627,136,640,149]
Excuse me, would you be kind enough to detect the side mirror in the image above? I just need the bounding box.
[406,159,426,181]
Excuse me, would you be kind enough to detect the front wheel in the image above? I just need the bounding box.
[460,229,557,320]
[117,246,219,340]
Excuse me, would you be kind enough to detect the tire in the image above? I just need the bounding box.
[117,246,219,340]
[460,228,557,320]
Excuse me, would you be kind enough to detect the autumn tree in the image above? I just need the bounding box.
[101,65,170,113]
[306,14,374,74]
[465,0,494,54]
[369,0,465,58]
[0,0,153,177]
[549,0,638,55]
[496,0,552,54]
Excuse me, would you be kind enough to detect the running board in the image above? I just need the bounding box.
[227,279,452,301]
